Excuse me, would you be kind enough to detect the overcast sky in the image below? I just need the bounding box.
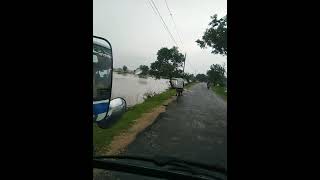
[93,0,227,75]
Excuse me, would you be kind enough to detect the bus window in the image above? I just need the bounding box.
[93,42,112,101]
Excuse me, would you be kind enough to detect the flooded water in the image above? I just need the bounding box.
[111,73,171,107]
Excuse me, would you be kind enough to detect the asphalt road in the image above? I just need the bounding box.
[95,83,227,179]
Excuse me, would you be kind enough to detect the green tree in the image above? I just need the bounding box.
[207,64,226,87]
[138,65,149,76]
[196,14,227,56]
[195,74,208,82]
[122,65,128,72]
[149,47,185,87]
[182,73,195,83]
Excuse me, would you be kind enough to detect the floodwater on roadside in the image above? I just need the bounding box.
[111,73,171,107]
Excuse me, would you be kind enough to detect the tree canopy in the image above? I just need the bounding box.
[207,64,226,87]
[138,65,149,76]
[122,65,128,72]
[195,74,208,82]
[182,73,195,83]
[149,46,185,79]
[196,14,227,56]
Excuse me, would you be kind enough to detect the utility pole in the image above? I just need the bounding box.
[183,53,186,73]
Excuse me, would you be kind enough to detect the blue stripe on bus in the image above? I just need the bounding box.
[93,102,109,115]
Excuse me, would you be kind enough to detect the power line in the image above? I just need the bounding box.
[146,0,171,43]
[187,61,196,73]
[146,0,157,15]
[164,0,184,50]
[163,0,190,74]
[148,0,178,46]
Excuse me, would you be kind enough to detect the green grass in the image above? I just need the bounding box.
[93,88,176,154]
[211,85,227,101]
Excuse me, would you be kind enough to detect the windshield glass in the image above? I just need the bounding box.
[93,43,112,101]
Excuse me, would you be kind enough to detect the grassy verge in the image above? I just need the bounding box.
[211,85,227,101]
[93,88,176,153]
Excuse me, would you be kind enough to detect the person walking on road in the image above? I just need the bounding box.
[207,81,211,89]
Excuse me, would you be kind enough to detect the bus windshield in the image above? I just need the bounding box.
[93,42,112,101]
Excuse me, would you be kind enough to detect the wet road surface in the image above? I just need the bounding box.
[95,83,227,179]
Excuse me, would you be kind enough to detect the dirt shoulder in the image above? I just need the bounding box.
[104,97,176,155]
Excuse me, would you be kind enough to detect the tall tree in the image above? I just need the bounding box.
[195,74,208,82]
[182,73,194,83]
[122,65,128,72]
[207,64,226,87]
[196,14,227,56]
[149,47,185,87]
[138,65,149,76]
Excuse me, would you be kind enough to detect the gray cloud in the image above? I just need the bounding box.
[94,0,227,74]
